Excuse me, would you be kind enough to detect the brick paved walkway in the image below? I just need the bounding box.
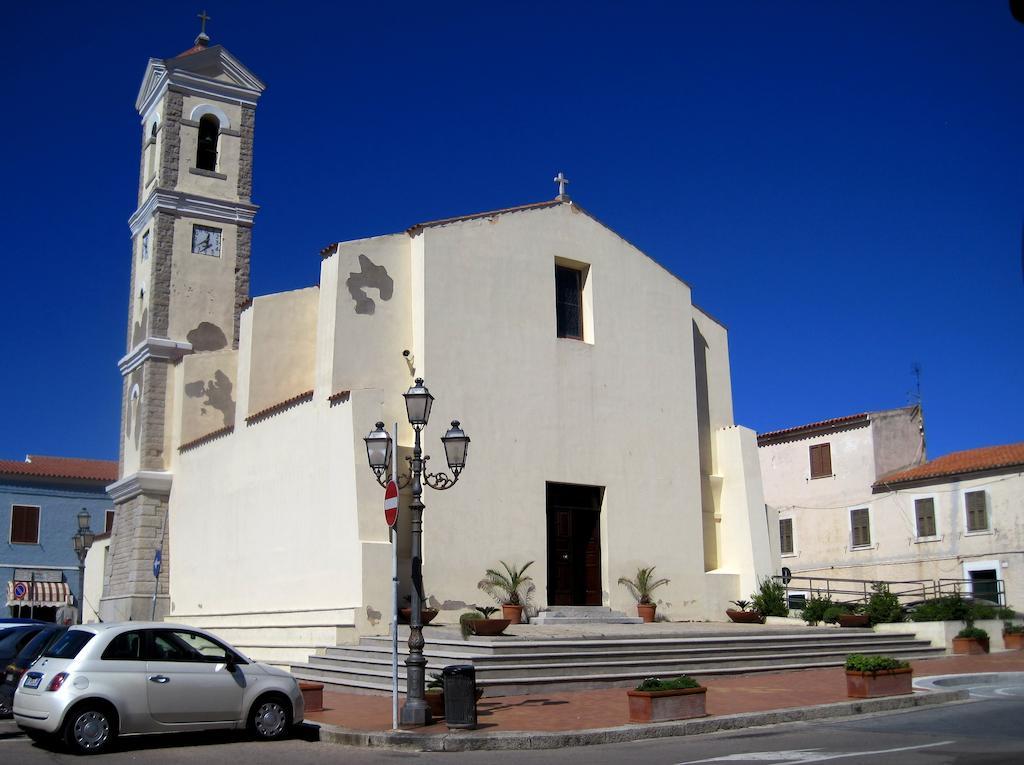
[304,651,1024,734]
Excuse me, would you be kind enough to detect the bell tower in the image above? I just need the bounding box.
[101,22,265,622]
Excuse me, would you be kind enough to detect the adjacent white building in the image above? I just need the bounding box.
[100,33,776,662]
[759,406,1024,609]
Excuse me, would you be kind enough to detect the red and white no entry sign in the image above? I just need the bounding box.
[384,480,399,527]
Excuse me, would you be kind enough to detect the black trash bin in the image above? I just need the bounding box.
[442,664,477,729]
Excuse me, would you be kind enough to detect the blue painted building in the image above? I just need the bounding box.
[1,455,117,621]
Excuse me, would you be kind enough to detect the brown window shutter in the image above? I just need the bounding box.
[851,508,870,547]
[821,443,832,476]
[809,443,832,478]
[779,518,794,554]
[965,491,987,532]
[11,506,39,544]
[915,498,936,537]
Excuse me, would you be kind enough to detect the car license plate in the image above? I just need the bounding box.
[24,673,42,689]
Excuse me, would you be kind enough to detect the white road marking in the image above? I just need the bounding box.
[677,740,956,764]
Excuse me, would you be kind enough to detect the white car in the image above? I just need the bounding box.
[13,622,304,754]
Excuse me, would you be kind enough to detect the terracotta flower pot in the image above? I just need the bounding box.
[837,613,870,628]
[1003,632,1024,650]
[502,604,525,624]
[399,608,438,625]
[845,667,913,698]
[953,636,990,655]
[726,609,765,624]
[426,689,445,718]
[637,603,657,623]
[627,686,707,722]
[467,619,511,636]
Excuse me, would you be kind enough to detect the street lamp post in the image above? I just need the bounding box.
[71,509,95,625]
[364,378,470,727]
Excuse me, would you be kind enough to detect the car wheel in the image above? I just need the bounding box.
[62,704,117,755]
[248,694,291,740]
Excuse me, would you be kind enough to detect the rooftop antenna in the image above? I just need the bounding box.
[909,362,922,405]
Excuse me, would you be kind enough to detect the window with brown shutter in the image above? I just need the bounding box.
[850,507,870,547]
[965,491,988,532]
[779,518,794,555]
[105,510,115,534]
[10,505,40,544]
[915,498,937,538]
[809,443,832,478]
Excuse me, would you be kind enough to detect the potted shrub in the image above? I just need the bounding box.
[618,566,670,622]
[953,625,990,654]
[836,604,870,628]
[460,607,510,638]
[844,654,913,698]
[1003,622,1024,650]
[478,560,535,624]
[726,599,765,624]
[750,577,789,619]
[399,594,438,625]
[864,582,904,626]
[627,675,707,722]
[426,673,445,718]
[800,595,834,626]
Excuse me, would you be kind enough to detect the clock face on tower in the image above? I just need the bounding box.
[191,224,223,257]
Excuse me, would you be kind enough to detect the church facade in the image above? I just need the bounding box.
[101,35,775,663]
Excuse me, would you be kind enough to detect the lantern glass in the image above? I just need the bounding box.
[77,509,91,531]
[73,533,85,554]
[403,378,434,426]
[364,422,392,471]
[81,531,95,551]
[441,420,470,470]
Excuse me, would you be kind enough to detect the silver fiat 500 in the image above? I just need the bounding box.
[13,622,304,754]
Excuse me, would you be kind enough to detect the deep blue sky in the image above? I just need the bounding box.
[1,2,1021,463]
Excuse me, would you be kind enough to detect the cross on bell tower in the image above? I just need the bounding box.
[196,10,211,46]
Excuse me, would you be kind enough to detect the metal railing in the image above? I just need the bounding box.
[773,574,1006,608]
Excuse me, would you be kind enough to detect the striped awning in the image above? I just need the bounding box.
[6,580,71,607]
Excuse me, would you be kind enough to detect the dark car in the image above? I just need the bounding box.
[0,626,47,665]
[0,625,66,716]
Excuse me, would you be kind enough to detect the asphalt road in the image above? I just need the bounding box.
[1,688,1021,764]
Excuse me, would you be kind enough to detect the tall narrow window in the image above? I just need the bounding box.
[809,443,832,478]
[779,518,794,555]
[105,509,115,534]
[10,505,41,545]
[555,264,583,339]
[850,508,870,548]
[965,491,988,532]
[141,231,150,261]
[196,114,220,171]
[914,498,936,538]
[145,121,158,181]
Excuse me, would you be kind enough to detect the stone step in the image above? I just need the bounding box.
[289,647,946,697]
[531,606,642,624]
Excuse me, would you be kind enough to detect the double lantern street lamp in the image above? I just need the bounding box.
[71,509,95,625]
[364,378,470,727]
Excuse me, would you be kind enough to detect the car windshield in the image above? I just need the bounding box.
[43,630,94,659]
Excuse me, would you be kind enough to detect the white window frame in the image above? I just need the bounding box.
[962,559,1003,603]
[910,493,942,543]
[9,503,42,545]
[962,487,992,536]
[848,505,876,550]
[779,515,796,557]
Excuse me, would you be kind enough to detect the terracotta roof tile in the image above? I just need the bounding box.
[757,413,869,445]
[874,442,1024,487]
[0,455,118,483]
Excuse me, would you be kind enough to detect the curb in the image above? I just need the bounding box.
[314,688,969,751]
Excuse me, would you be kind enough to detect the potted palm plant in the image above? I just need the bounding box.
[627,676,707,722]
[726,599,765,624]
[460,606,509,638]
[618,566,670,622]
[844,654,913,698]
[478,560,535,624]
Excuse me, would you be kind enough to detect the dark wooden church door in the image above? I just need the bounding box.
[546,483,603,606]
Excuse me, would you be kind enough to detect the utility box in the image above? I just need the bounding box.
[442,664,478,729]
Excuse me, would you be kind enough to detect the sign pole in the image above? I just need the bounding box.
[391,422,399,731]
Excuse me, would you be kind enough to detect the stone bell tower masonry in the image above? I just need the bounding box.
[101,27,265,622]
